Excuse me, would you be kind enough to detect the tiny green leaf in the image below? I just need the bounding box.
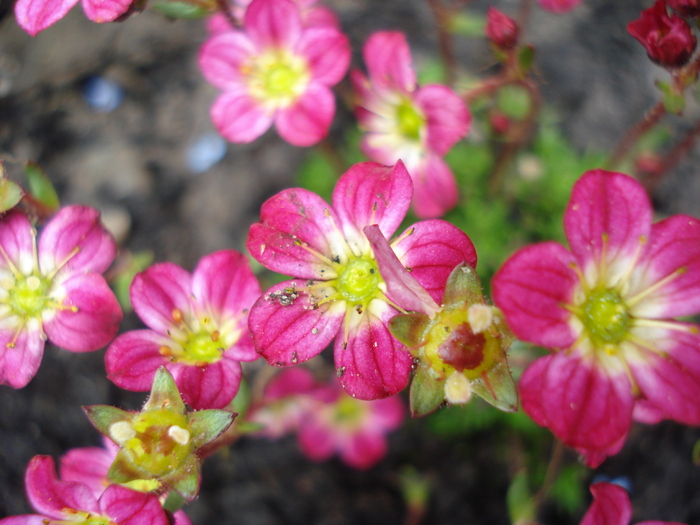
[409,364,445,417]
[0,178,23,213]
[507,470,536,524]
[150,1,211,19]
[25,162,59,212]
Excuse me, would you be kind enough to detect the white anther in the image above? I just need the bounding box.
[444,371,472,405]
[468,304,493,334]
[109,421,136,444]
[168,425,190,446]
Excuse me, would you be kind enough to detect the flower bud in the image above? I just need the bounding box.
[667,0,700,18]
[627,0,697,68]
[485,8,519,50]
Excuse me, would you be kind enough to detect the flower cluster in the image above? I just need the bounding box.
[493,169,700,466]
[248,367,404,469]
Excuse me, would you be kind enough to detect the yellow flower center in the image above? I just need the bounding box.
[246,49,310,110]
[395,99,425,142]
[5,274,50,318]
[580,288,631,350]
[337,258,380,303]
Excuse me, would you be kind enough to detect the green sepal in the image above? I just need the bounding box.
[163,491,188,514]
[471,357,518,412]
[83,405,133,437]
[164,456,200,500]
[25,162,59,212]
[150,1,211,19]
[144,367,187,414]
[517,45,535,75]
[657,80,685,115]
[0,177,23,213]
[188,409,235,449]
[409,363,445,417]
[441,263,484,308]
[389,313,431,350]
[107,450,144,484]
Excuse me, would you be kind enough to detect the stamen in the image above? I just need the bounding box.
[613,235,647,292]
[293,238,340,269]
[625,267,686,308]
[568,261,590,295]
[633,318,699,334]
[46,246,81,280]
[0,245,21,277]
[390,227,415,249]
[5,320,26,349]
[596,233,610,288]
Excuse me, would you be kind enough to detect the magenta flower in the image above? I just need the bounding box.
[580,482,686,525]
[14,0,133,36]
[536,0,584,13]
[105,250,260,409]
[0,206,122,388]
[351,31,471,219]
[493,169,700,467]
[198,0,350,147]
[0,455,169,525]
[247,161,477,400]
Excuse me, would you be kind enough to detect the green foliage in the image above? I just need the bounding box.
[448,12,486,37]
[151,1,211,19]
[507,470,537,524]
[549,464,587,515]
[25,162,59,212]
[113,251,154,313]
[497,85,532,121]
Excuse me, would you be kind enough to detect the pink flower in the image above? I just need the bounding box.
[105,250,260,409]
[493,169,700,467]
[537,0,584,14]
[485,7,519,50]
[14,0,133,36]
[246,161,477,400]
[352,32,470,219]
[198,0,350,147]
[0,206,122,388]
[0,455,170,525]
[580,482,686,525]
[667,0,700,18]
[627,0,697,68]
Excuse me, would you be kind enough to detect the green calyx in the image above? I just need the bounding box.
[396,99,425,141]
[580,288,631,349]
[337,258,381,304]
[5,274,51,318]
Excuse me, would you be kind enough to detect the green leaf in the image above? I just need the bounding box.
[150,1,211,18]
[0,177,23,213]
[409,364,445,417]
[113,251,154,313]
[657,80,685,114]
[497,84,532,121]
[507,470,536,524]
[448,12,486,37]
[549,464,587,514]
[517,45,536,74]
[25,162,59,212]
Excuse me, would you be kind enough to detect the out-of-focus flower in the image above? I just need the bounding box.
[493,169,700,467]
[0,206,122,388]
[0,455,170,525]
[106,250,259,410]
[536,0,584,14]
[198,0,350,146]
[85,367,235,500]
[14,0,133,36]
[580,482,687,525]
[246,161,477,400]
[351,31,470,218]
[666,0,700,19]
[627,0,697,68]
[485,8,519,50]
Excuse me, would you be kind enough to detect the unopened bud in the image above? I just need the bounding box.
[485,8,519,50]
[667,0,700,18]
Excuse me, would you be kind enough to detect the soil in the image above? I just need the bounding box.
[1,0,700,524]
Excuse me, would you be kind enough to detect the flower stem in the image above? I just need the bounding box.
[606,101,666,170]
[427,0,458,86]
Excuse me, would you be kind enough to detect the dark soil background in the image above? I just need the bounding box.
[1,0,700,524]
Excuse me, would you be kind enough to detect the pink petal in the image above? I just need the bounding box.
[415,85,470,155]
[580,482,632,525]
[0,324,45,388]
[246,189,342,278]
[263,367,317,399]
[537,0,583,14]
[174,358,242,409]
[0,516,51,524]
[130,263,193,335]
[224,330,258,362]
[0,210,35,275]
[303,5,340,28]
[44,273,122,352]
[409,154,459,219]
[25,456,98,518]
[340,430,387,470]
[363,31,416,93]
[249,279,345,366]
[492,242,578,349]
[192,250,260,321]
[392,219,477,305]
[38,206,117,276]
[295,27,350,85]
[564,170,651,276]
[211,91,274,144]
[105,330,172,391]
[60,447,113,498]
[364,224,439,316]
[298,418,336,461]
[367,395,405,431]
[631,215,700,318]
[81,0,131,22]
[332,161,413,249]
[275,83,334,147]
[99,484,169,525]
[198,32,257,90]
[14,0,79,35]
[244,0,302,49]
[520,352,633,467]
[335,301,412,400]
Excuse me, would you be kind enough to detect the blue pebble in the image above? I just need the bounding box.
[82,76,123,113]
[187,132,227,173]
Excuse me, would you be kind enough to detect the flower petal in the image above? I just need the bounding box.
[335,301,412,400]
[105,330,172,391]
[175,358,241,409]
[244,0,302,49]
[580,482,632,525]
[340,430,387,470]
[492,242,578,349]
[81,0,132,23]
[392,219,477,305]
[14,0,79,35]
[564,170,651,279]
[99,484,170,525]
[130,263,193,335]
[211,90,274,144]
[0,323,45,388]
[520,351,633,467]
[275,83,334,147]
[246,189,342,278]
[249,279,345,366]
[44,273,122,352]
[363,31,416,93]
[415,85,470,155]
[0,210,36,275]
[198,32,257,90]
[295,27,350,85]
[38,205,117,275]
[409,154,459,219]
[332,161,413,251]
[297,418,336,461]
[60,446,114,498]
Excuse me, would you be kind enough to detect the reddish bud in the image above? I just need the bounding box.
[485,7,519,50]
[490,111,511,135]
[667,0,700,18]
[627,0,697,68]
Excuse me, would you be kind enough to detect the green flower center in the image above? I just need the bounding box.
[122,409,193,477]
[333,395,366,426]
[337,258,380,303]
[181,330,224,364]
[6,274,50,318]
[396,100,425,141]
[248,50,310,109]
[580,288,631,348]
